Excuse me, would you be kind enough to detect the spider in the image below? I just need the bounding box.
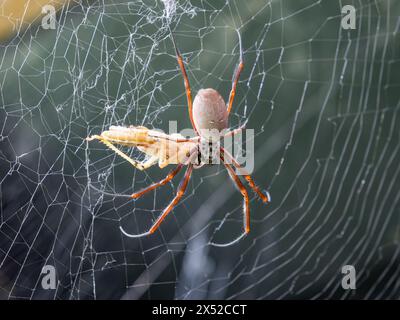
[86,28,270,242]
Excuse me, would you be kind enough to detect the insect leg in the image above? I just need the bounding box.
[87,135,157,171]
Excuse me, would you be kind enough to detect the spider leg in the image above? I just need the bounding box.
[120,164,193,238]
[87,135,158,170]
[221,147,271,203]
[227,29,244,115]
[221,154,250,233]
[168,26,198,134]
[130,164,183,199]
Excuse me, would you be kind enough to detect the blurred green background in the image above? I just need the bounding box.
[0,0,399,299]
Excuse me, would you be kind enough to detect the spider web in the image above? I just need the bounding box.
[0,0,400,299]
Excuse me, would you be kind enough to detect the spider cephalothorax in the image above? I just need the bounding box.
[86,28,270,244]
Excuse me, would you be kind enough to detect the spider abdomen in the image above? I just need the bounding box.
[193,88,228,136]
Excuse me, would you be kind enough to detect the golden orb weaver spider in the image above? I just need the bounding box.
[86,27,270,243]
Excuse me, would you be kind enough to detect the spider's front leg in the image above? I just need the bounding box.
[168,26,198,134]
